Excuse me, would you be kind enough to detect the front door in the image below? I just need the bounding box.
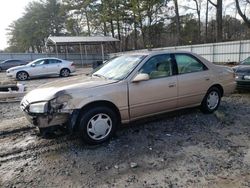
[29,59,48,76]
[129,54,178,120]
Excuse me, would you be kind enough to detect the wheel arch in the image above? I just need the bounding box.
[60,67,71,73]
[208,84,224,97]
[73,100,121,130]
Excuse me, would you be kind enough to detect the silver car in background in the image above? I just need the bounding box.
[6,57,76,81]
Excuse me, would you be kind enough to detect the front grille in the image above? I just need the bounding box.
[236,81,250,89]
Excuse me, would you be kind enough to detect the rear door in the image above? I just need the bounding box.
[129,54,178,119]
[46,59,62,74]
[174,53,213,108]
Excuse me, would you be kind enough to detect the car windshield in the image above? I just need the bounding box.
[241,57,250,65]
[92,55,146,80]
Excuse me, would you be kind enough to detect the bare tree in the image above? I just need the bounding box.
[235,0,250,28]
[208,0,223,42]
[181,0,202,42]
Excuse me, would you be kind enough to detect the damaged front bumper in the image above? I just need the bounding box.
[23,112,69,128]
[20,99,71,128]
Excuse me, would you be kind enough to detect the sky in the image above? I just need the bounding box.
[0,0,32,50]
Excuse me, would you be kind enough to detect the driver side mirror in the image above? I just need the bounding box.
[132,73,150,82]
[31,64,36,67]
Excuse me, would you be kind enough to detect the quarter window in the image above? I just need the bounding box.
[139,54,173,79]
[175,54,206,74]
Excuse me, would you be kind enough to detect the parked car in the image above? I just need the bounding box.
[0,59,27,71]
[6,57,76,81]
[233,56,250,89]
[20,51,236,144]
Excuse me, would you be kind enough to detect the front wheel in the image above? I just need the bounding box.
[78,106,118,145]
[16,71,29,81]
[201,87,221,113]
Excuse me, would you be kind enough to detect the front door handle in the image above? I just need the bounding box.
[168,83,176,88]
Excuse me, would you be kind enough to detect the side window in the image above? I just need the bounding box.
[49,59,61,64]
[33,60,47,65]
[43,60,49,64]
[139,54,173,79]
[175,54,206,74]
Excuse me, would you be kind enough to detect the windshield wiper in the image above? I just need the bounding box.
[92,74,107,79]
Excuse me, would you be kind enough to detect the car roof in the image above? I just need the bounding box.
[115,50,198,56]
[3,59,25,62]
[34,57,63,61]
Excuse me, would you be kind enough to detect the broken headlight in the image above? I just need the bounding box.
[29,102,48,113]
[50,94,72,110]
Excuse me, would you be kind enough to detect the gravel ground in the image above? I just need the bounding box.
[0,69,250,188]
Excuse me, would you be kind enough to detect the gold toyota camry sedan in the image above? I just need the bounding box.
[20,51,236,144]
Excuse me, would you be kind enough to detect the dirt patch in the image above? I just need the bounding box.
[0,69,250,187]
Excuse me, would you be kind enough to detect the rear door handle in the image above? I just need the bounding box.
[168,83,176,88]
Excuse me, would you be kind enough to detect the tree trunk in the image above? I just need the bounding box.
[110,19,115,38]
[216,0,223,42]
[205,0,209,42]
[85,11,91,36]
[103,21,107,36]
[136,0,146,48]
[173,0,181,45]
[193,0,201,43]
[116,19,121,41]
[133,13,138,50]
[208,0,223,42]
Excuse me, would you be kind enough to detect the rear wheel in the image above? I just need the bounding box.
[201,87,221,113]
[16,71,28,81]
[60,68,70,77]
[78,106,118,145]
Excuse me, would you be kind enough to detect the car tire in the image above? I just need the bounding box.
[201,87,221,113]
[60,68,70,77]
[16,71,29,81]
[78,106,118,145]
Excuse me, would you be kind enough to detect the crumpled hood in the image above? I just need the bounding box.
[23,76,118,103]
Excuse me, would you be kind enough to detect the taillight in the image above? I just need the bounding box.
[71,62,75,66]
